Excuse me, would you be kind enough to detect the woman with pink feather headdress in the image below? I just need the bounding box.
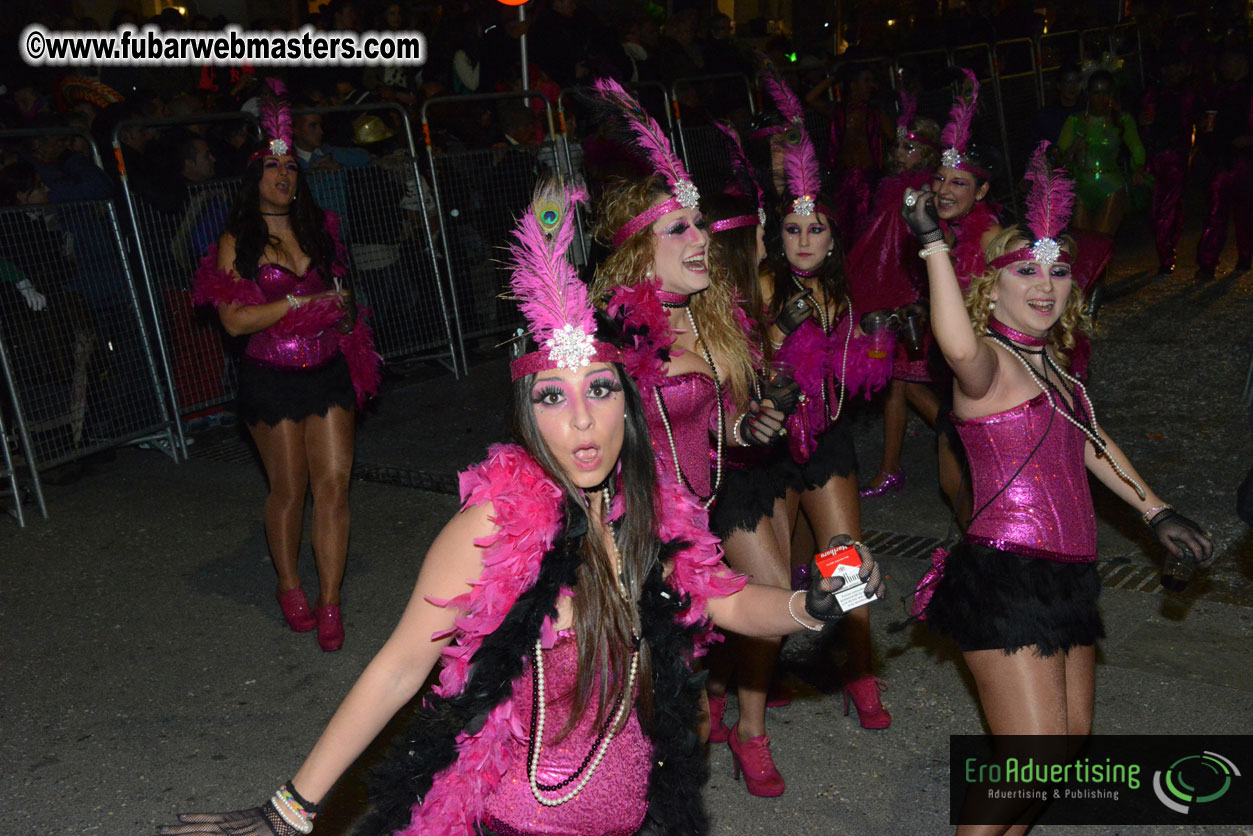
[156,177,884,836]
[902,143,1211,833]
[189,79,381,653]
[755,69,895,768]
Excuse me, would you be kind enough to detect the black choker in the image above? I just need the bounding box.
[261,211,290,216]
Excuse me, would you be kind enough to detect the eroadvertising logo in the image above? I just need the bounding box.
[949,735,1252,825]
[1152,751,1240,814]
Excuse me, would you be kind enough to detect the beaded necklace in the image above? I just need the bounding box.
[654,298,725,508]
[987,330,1146,500]
[791,273,853,425]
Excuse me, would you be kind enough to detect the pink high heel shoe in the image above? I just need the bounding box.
[727,722,785,797]
[843,676,891,729]
[277,586,316,633]
[707,693,731,744]
[859,469,904,498]
[316,604,344,652]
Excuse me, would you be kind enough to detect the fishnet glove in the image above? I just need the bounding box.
[761,376,800,416]
[774,290,815,336]
[804,535,886,623]
[156,801,301,836]
[1149,509,1215,566]
[738,400,787,445]
[900,189,944,245]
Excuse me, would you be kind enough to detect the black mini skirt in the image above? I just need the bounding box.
[237,354,355,427]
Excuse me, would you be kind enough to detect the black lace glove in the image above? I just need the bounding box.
[156,802,301,836]
[774,290,815,336]
[804,535,886,623]
[900,188,944,245]
[1149,508,1215,566]
[761,376,801,416]
[738,399,787,445]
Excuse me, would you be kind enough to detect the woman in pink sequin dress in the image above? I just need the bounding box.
[904,174,1211,832]
[191,128,381,652]
[157,183,883,836]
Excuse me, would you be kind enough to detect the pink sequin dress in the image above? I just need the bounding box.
[480,631,651,836]
[245,263,342,370]
[643,371,720,503]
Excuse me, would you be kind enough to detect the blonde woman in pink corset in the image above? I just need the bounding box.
[904,143,1212,835]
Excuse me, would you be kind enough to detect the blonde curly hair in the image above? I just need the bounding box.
[966,225,1091,366]
[590,176,757,408]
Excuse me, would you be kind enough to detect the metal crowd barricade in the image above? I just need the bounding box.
[0,334,46,526]
[669,73,756,200]
[420,91,560,369]
[113,112,254,450]
[994,39,1045,182]
[1,128,178,487]
[1038,30,1082,93]
[294,102,458,373]
[1108,23,1146,94]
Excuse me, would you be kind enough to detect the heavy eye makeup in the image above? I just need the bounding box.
[530,376,622,406]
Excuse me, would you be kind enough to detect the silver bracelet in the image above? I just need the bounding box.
[1141,504,1172,526]
[732,413,748,446]
[787,590,823,632]
[286,293,300,309]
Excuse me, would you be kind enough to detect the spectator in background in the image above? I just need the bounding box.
[618,18,660,84]
[1033,63,1084,146]
[20,116,113,204]
[657,9,705,83]
[1140,49,1200,277]
[448,15,485,94]
[209,119,252,179]
[170,132,230,267]
[291,103,371,219]
[1194,44,1253,280]
[529,0,621,86]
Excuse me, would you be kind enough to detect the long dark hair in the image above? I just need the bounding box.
[765,197,848,325]
[705,192,769,355]
[511,362,659,734]
[226,155,336,279]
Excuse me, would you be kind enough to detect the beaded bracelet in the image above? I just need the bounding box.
[732,413,748,446]
[788,590,824,632]
[269,782,318,835]
[918,243,951,259]
[1141,504,1172,526]
[286,293,301,309]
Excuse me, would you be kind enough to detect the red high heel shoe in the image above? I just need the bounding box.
[277,586,316,633]
[727,722,785,797]
[843,676,891,729]
[707,693,731,744]
[316,604,344,652]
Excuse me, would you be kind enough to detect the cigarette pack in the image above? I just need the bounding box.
[813,544,876,612]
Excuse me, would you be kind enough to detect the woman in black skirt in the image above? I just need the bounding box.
[191,81,381,652]
[903,150,1211,833]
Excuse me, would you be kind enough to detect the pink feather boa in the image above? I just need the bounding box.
[942,201,999,290]
[190,233,381,408]
[831,317,893,400]
[400,444,745,836]
[775,320,829,463]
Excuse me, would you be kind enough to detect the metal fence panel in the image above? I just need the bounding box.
[995,39,1045,182]
[894,49,955,124]
[0,200,176,471]
[0,334,46,526]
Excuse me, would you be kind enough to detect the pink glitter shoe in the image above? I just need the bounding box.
[728,722,785,797]
[844,676,891,729]
[316,605,344,652]
[859,469,904,498]
[276,586,316,633]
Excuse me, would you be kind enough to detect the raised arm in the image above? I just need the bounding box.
[157,502,493,834]
[901,189,1000,398]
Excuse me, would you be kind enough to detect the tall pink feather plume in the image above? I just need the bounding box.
[714,121,764,208]
[507,181,593,347]
[782,126,822,201]
[259,77,293,150]
[940,68,980,151]
[592,77,690,189]
[761,67,804,125]
[897,89,918,130]
[1023,141,1074,241]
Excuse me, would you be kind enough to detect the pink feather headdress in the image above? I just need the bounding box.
[895,88,936,150]
[989,141,1075,269]
[508,181,620,380]
[751,66,805,138]
[939,68,985,174]
[252,78,293,161]
[709,121,766,233]
[592,78,700,248]
[781,119,830,219]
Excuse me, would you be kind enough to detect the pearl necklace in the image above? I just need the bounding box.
[601,487,631,602]
[988,331,1146,500]
[654,306,725,508]
[791,275,852,426]
[527,636,639,805]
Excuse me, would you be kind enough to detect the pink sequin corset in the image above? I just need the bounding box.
[643,372,719,501]
[956,392,1097,563]
[481,631,650,836]
[243,263,341,370]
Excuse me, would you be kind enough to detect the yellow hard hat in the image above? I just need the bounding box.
[353,114,395,145]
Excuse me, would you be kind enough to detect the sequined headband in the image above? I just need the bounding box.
[987,241,1072,270]
[509,340,622,381]
[612,191,698,249]
[709,209,765,233]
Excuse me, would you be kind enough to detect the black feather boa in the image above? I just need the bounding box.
[356,529,710,836]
